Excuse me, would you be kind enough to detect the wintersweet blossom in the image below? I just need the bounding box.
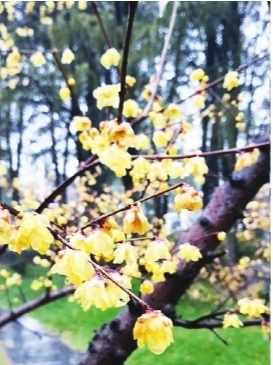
[133,310,174,354]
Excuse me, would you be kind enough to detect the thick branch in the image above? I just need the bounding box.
[79,139,269,365]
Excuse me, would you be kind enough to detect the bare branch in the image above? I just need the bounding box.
[117,2,138,123]
[0,286,74,328]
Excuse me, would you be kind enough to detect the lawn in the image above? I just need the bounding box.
[0,264,270,365]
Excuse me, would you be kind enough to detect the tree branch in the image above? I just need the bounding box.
[79,137,269,365]
[0,286,74,328]
[117,2,138,124]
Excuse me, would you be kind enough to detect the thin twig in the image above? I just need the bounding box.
[36,157,99,213]
[52,50,83,116]
[91,2,113,49]
[141,1,179,119]
[132,53,269,127]
[132,141,270,160]
[117,2,138,123]
[81,181,185,230]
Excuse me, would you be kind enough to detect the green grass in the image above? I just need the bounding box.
[0,264,270,365]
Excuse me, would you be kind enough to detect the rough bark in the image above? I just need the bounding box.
[79,141,269,365]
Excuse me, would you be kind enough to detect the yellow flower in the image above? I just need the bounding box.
[99,144,132,177]
[223,71,239,91]
[178,243,202,262]
[61,49,75,64]
[185,156,208,176]
[164,103,182,120]
[0,161,7,176]
[123,203,151,235]
[147,162,168,182]
[67,77,76,86]
[113,243,139,264]
[130,157,151,184]
[235,149,260,171]
[223,312,243,328]
[238,298,269,318]
[134,134,150,150]
[30,51,46,67]
[140,280,154,295]
[7,49,21,67]
[78,1,87,10]
[11,212,53,254]
[192,94,206,109]
[123,99,141,118]
[217,231,226,241]
[149,111,167,128]
[153,131,171,148]
[51,249,94,285]
[120,263,142,278]
[93,84,120,109]
[86,229,114,258]
[101,120,135,147]
[59,87,71,101]
[190,69,205,81]
[126,75,136,87]
[71,116,92,132]
[174,185,203,212]
[100,48,121,69]
[91,135,110,155]
[133,310,174,354]
[145,238,171,262]
[74,276,110,310]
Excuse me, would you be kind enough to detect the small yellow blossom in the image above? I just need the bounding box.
[51,249,94,286]
[223,71,239,91]
[71,116,92,132]
[126,75,136,87]
[100,48,121,69]
[59,87,71,101]
[145,238,171,262]
[74,273,131,311]
[192,94,206,109]
[149,111,167,128]
[235,149,260,171]
[61,49,75,64]
[113,243,139,264]
[238,298,269,318]
[7,49,21,67]
[11,212,53,254]
[99,144,131,177]
[174,185,203,212]
[164,103,182,120]
[217,232,227,241]
[147,162,168,182]
[123,203,151,235]
[190,69,205,82]
[134,134,150,150]
[93,84,120,109]
[30,51,46,67]
[123,99,141,118]
[178,242,202,262]
[68,77,76,86]
[140,280,154,294]
[223,312,243,328]
[133,310,174,354]
[86,229,114,258]
[153,131,171,148]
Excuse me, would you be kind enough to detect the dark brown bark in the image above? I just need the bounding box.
[79,141,269,365]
